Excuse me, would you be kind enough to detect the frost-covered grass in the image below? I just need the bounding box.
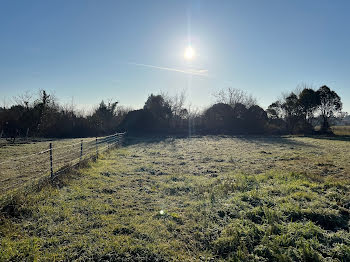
[0,137,96,193]
[0,136,349,261]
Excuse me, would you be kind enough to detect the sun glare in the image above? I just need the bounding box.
[184,46,195,60]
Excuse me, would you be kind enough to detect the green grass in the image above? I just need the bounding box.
[0,136,349,261]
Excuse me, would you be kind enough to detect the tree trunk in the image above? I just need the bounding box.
[321,115,330,133]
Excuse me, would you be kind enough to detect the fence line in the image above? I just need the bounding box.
[0,132,125,193]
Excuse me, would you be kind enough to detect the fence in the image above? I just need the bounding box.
[0,132,125,193]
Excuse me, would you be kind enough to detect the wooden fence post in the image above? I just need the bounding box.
[49,142,53,178]
[80,140,83,163]
[96,137,98,159]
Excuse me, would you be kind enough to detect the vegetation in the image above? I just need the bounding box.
[332,126,350,136]
[1,136,349,261]
[0,85,346,139]
[0,137,83,193]
[0,134,119,194]
[267,85,343,134]
[318,86,343,132]
[0,90,127,139]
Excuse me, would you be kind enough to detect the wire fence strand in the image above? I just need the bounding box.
[0,132,125,193]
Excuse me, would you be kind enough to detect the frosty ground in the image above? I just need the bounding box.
[1,135,349,261]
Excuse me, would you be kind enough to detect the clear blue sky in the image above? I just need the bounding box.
[0,0,349,112]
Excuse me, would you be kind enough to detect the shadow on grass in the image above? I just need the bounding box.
[124,134,318,148]
[306,135,350,142]
[234,135,318,148]
[124,134,187,146]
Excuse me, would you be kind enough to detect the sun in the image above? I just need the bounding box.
[184,46,195,60]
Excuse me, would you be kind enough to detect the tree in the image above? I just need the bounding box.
[0,90,126,138]
[161,91,188,129]
[161,91,186,118]
[204,103,235,133]
[317,85,342,132]
[245,105,268,133]
[214,88,257,108]
[13,91,33,109]
[90,100,119,135]
[268,92,313,134]
[267,101,284,119]
[281,93,302,118]
[299,88,320,122]
[34,90,57,135]
[144,94,172,124]
[232,103,248,119]
[119,109,155,134]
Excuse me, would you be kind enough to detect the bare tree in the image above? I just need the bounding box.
[13,91,33,109]
[2,96,9,109]
[160,90,187,119]
[213,88,257,108]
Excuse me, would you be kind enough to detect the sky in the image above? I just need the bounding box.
[0,0,349,112]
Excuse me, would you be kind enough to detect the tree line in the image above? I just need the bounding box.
[120,85,345,136]
[267,86,343,134]
[0,90,128,140]
[0,85,346,140]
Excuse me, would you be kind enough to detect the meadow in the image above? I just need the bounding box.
[0,135,349,261]
[0,138,85,193]
[332,126,350,136]
[0,135,121,194]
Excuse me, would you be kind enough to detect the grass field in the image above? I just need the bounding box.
[0,136,114,193]
[0,136,349,261]
[332,126,350,136]
[0,138,87,193]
